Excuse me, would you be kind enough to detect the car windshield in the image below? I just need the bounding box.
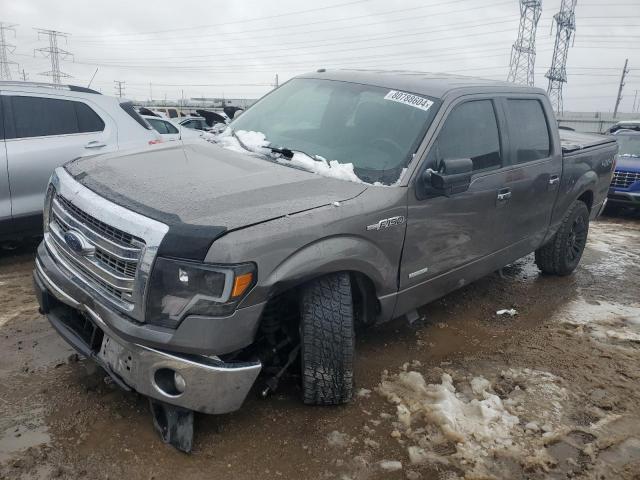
[229,78,440,184]
[614,134,640,157]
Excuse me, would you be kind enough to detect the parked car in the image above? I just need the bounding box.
[33,71,616,451]
[172,116,210,132]
[607,129,640,211]
[143,115,202,142]
[0,81,161,241]
[608,120,640,134]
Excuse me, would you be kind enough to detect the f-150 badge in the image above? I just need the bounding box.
[366,216,406,231]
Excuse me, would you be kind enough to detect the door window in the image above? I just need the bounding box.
[10,96,105,139]
[75,102,105,133]
[428,100,502,172]
[165,122,179,134]
[505,99,551,163]
[147,117,171,134]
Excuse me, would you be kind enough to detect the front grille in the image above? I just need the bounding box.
[48,194,145,307]
[56,195,143,247]
[95,250,137,277]
[611,170,640,189]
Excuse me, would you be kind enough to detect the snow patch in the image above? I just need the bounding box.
[378,460,402,471]
[215,129,404,185]
[555,298,640,346]
[327,431,350,448]
[377,367,570,476]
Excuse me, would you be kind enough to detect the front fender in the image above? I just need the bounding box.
[262,234,397,297]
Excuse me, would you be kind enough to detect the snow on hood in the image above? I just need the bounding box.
[216,129,402,186]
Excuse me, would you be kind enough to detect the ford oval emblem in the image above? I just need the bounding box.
[63,230,94,256]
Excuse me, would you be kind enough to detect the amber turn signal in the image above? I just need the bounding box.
[231,272,253,298]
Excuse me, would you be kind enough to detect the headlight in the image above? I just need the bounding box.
[145,258,256,328]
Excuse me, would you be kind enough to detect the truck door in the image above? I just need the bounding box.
[0,96,10,226]
[497,97,561,256]
[4,94,109,220]
[398,97,511,311]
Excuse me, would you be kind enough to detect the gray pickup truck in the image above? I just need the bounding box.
[33,70,616,450]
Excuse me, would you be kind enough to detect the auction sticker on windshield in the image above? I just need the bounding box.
[384,90,434,111]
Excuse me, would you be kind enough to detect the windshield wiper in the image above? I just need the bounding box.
[265,146,294,159]
[228,128,329,166]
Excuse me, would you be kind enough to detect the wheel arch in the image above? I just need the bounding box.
[253,235,396,326]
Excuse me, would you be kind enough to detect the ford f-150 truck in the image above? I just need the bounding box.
[32,70,617,450]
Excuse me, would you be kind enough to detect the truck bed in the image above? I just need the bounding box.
[560,129,617,155]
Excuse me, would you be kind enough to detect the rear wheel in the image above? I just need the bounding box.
[300,272,354,405]
[535,200,590,276]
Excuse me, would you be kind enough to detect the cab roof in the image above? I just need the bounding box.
[297,69,544,99]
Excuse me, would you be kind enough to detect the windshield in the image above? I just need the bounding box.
[614,134,640,157]
[229,78,440,184]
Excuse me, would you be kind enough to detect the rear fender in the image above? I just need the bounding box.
[544,170,597,244]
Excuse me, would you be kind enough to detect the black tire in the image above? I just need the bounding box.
[300,272,354,405]
[535,200,590,276]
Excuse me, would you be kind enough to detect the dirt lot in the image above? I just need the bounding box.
[1,212,639,480]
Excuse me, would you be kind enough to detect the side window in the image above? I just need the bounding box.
[165,122,179,134]
[148,118,170,134]
[506,99,551,163]
[11,96,79,138]
[428,100,502,172]
[75,102,105,133]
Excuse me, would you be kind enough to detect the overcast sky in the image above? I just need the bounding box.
[1,0,638,112]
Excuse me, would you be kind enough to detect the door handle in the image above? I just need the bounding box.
[497,189,512,201]
[85,140,106,149]
[548,175,560,186]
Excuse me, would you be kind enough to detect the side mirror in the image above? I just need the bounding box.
[422,158,473,196]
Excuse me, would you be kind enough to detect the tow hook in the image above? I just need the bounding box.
[149,399,194,453]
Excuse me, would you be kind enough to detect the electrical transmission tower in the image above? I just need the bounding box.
[34,28,72,84]
[545,0,578,114]
[0,22,18,81]
[507,0,542,86]
[114,80,125,98]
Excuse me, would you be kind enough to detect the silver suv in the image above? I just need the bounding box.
[0,81,161,241]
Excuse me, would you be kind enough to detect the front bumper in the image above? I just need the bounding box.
[34,252,262,415]
[607,188,640,207]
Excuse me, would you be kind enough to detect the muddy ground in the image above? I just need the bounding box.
[1,211,639,480]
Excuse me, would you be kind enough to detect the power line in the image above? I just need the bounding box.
[0,22,18,81]
[545,0,578,114]
[34,28,73,84]
[79,15,521,62]
[74,0,374,39]
[507,0,542,86]
[73,0,514,45]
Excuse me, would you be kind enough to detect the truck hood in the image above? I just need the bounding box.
[65,141,367,260]
[616,155,640,172]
